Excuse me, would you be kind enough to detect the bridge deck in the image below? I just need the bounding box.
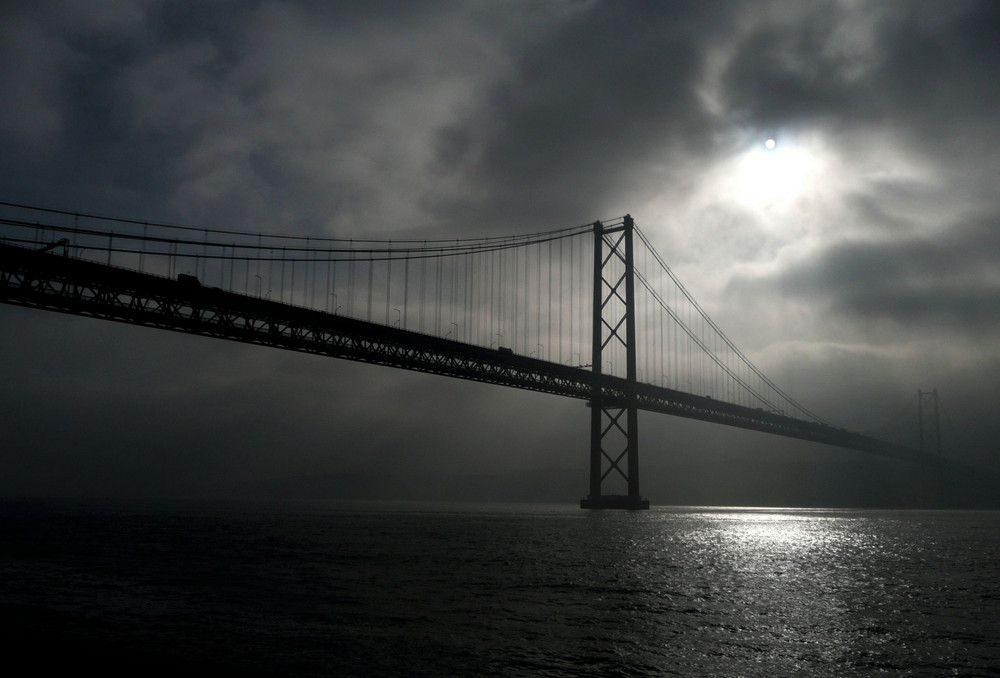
[0,242,935,463]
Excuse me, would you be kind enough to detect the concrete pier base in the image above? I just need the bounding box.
[579,495,650,510]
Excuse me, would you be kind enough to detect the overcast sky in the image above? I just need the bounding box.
[2,0,998,507]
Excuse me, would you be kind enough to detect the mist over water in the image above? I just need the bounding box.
[2,499,998,676]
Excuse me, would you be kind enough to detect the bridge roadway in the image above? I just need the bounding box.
[0,241,934,463]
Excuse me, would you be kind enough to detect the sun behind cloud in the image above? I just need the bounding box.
[732,133,829,213]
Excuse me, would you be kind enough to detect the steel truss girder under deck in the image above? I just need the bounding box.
[0,242,596,399]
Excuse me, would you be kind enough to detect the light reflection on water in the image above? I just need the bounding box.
[579,507,999,676]
[687,510,875,672]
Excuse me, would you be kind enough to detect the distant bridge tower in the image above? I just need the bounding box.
[917,388,942,456]
[581,215,649,509]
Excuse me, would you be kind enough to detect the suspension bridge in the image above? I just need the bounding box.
[0,202,939,508]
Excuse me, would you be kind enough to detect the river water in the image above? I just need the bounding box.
[2,499,998,675]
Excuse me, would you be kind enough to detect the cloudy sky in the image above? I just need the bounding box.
[2,0,998,507]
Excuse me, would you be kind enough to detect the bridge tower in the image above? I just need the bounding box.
[918,388,943,456]
[581,215,650,509]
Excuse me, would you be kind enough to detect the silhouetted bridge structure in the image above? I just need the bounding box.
[0,202,938,508]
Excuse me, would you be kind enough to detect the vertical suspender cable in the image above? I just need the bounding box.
[386,242,392,325]
[403,255,409,329]
[366,251,373,322]
[558,237,563,363]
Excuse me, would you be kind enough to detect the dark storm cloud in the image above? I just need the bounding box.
[730,211,1000,335]
[874,3,1000,128]
[1,0,533,231]
[431,2,740,228]
[720,2,1000,127]
[720,5,878,128]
